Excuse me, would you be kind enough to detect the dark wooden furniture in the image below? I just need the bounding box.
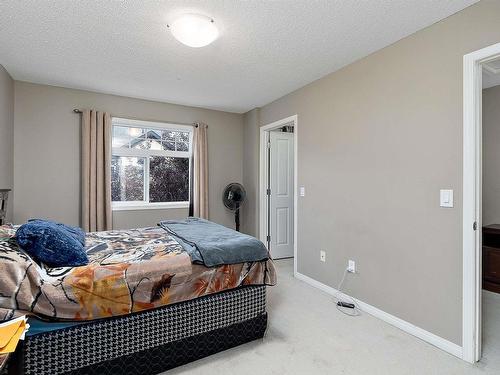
[483,224,500,293]
[0,189,10,226]
[0,353,10,374]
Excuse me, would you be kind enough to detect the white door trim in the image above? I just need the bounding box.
[463,42,500,364]
[259,115,298,274]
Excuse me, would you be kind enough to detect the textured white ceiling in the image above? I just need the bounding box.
[0,0,478,113]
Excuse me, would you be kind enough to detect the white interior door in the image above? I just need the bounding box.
[269,131,294,259]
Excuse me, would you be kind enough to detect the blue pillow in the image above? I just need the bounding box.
[16,221,88,267]
[28,219,86,246]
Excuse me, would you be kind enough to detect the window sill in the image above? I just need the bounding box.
[112,202,189,211]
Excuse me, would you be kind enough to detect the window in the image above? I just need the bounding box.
[111,118,192,210]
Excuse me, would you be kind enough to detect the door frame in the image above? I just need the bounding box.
[259,115,298,273]
[463,42,500,363]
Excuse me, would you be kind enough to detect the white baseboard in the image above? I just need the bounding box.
[294,271,463,359]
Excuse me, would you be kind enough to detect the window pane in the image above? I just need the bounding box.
[147,129,162,140]
[131,139,150,149]
[161,130,176,151]
[177,132,190,151]
[111,156,145,201]
[130,128,163,150]
[149,156,189,202]
[113,126,146,148]
[146,129,163,150]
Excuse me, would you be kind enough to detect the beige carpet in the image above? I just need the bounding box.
[165,259,500,374]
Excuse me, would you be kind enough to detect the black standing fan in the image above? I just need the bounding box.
[223,183,246,231]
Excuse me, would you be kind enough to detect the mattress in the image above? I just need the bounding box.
[10,285,267,375]
[25,317,81,336]
[0,225,276,322]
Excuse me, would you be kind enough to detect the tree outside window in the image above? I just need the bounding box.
[111,118,192,209]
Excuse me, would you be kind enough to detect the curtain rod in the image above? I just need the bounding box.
[72,109,206,128]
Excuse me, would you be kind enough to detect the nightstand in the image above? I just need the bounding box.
[483,224,500,293]
[0,189,10,226]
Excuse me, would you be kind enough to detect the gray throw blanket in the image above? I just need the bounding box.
[158,218,269,267]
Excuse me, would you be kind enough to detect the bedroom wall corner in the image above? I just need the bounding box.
[241,108,261,236]
[0,65,14,223]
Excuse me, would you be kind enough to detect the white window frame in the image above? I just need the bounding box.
[111,117,193,211]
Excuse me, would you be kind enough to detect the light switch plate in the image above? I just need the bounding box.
[440,189,453,208]
[299,186,306,197]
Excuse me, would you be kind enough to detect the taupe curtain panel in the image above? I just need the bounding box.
[190,122,209,219]
[81,109,112,232]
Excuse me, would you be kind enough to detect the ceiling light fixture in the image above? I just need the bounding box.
[168,14,219,48]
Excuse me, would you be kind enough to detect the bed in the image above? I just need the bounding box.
[0,223,276,374]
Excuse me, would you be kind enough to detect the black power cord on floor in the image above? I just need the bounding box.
[333,268,361,317]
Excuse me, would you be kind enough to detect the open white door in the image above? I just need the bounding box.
[269,131,294,259]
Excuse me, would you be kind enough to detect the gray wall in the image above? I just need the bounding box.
[241,108,260,236]
[13,82,244,229]
[483,85,500,225]
[256,1,500,345]
[0,65,14,222]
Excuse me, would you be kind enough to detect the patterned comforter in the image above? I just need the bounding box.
[0,225,276,321]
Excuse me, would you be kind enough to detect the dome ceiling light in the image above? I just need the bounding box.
[168,14,219,48]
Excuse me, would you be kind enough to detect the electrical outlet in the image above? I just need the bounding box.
[348,260,356,273]
[320,250,326,262]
